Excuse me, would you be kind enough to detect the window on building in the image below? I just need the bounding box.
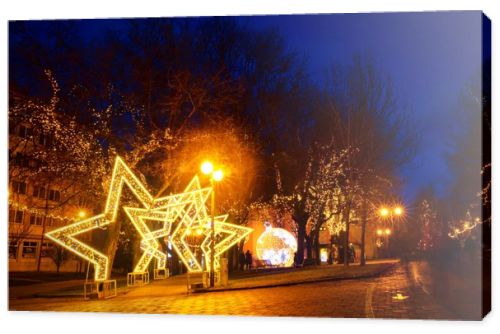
[38,133,53,146]
[9,209,24,224]
[29,213,44,226]
[28,159,39,168]
[78,197,88,207]
[41,242,53,258]
[9,241,18,259]
[22,241,38,258]
[33,185,46,199]
[13,153,30,168]
[48,189,61,202]
[11,181,27,195]
[18,125,33,139]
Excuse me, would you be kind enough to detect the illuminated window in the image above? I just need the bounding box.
[41,242,53,257]
[22,241,38,258]
[11,181,27,195]
[9,241,18,259]
[33,185,46,199]
[9,209,24,224]
[48,189,61,202]
[29,213,44,226]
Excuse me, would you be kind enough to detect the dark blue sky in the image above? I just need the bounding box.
[12,11,484,202]
[242,11,482,201]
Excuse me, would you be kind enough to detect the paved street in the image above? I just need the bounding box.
[9,263,457,319]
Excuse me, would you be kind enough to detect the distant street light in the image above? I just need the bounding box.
[378,205,405,223]
[78,210,87,218]
[394,206,404,216]
[379,207,390,217]
[201,160,224,288]
[377,204,404,259]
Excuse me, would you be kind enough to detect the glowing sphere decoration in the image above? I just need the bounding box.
[256,223,297,267]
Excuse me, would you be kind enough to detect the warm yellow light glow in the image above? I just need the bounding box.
[45,214,110,281]
[394,206,403,216]
[201,215,253,270]
[46,156,251,280]
[196,228,203,235]
[213,169,223,182]
[256,224,297,267]
[123,207,172,272]
[392,293,409,300]
[385,228,391,235]
[153,176,212,272]
[380,207,390,217]
[376,229,383,236]
[46,156,156,281]
[78,210,86,218]
[201,161,214,175]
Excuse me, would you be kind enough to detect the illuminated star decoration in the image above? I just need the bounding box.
[46,156,156,281]
[200,215,253,271]
[46,155,253,280]
[123,207,172,272]
[153,176,212,272]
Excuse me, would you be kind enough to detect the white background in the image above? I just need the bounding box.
[0,1,498,333]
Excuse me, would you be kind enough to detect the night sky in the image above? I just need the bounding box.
[11,11,484,203]
[242,11,483,201]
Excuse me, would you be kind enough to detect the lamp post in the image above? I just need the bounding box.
[201,161,223,288]
[378,205,404,258]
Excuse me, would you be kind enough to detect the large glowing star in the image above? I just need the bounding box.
[46,156,181,281]
[45,156,156,281]
[200,215,253,270]
[123,207,172,272]
[153,177,212,272]
[45,155,243,280]
[256,224,297,267]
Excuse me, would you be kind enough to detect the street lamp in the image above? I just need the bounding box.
[378,205,405,225]
[377,205,404,258]
[379,207,390,217]
[201,160,224,288]
[394,206,403,216]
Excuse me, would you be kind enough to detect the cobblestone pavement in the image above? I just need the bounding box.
[10,263,457,319]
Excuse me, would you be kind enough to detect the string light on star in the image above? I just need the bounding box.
[46,156,156,281]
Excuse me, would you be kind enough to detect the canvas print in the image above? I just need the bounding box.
[8,11,491,320]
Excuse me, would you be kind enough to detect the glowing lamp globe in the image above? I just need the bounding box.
[256,223,297,267]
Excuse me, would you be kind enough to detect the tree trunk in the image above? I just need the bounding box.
[313,229,321,265]
[343,202,351,267]
[102,219,122,278]
[305,234,312,261]
[36,182,51,272]
[360,198,367,266]
[296,220,307,264]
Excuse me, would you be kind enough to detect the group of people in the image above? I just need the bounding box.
[238,250,253,271]
[332,243,357,264]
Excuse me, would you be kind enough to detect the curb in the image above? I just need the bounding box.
[194,262,397,294]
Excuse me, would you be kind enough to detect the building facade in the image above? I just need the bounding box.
[8,122,92,273]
